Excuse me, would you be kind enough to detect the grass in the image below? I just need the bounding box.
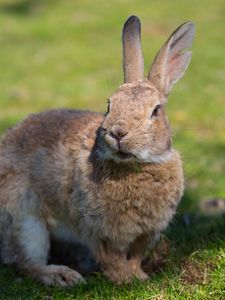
[0,0,224,299]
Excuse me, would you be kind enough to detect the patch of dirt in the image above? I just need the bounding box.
[142,238,170,275]
[180,260,210,285]
[200,197,225,216]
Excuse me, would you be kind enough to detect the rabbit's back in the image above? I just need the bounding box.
[0,109,103,158]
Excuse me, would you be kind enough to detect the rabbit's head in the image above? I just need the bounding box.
[98,16,195,163]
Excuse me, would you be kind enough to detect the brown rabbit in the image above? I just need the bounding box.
[0,16,194,286]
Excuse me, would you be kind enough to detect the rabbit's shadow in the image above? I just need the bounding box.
[147,190,225,279]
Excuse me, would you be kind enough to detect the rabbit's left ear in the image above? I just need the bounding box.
[122,16,144,83]
[148,22,195,98]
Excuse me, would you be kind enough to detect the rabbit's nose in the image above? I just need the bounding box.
[110,125,128,141]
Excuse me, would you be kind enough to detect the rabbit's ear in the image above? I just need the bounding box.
[122,16,144,83]
[148,22,195,97]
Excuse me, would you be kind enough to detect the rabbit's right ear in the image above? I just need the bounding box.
[148,22,195,99]
[122,16,144,83]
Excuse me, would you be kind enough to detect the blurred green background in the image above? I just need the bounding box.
[0,1,224,299]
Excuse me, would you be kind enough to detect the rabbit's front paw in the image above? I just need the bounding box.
[104,268,147,285]
[104,269,133,284]
[104,265,149,284]
[133,269,149,281]
[36,265,85,287]
[128,258,149,281]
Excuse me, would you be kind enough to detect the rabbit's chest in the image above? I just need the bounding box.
[97,167,183,247]
[75,151,183,249]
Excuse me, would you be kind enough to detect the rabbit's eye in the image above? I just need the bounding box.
[151,104,161,118]
[105,99,111,116]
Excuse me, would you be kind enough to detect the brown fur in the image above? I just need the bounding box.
[0,16,194,286]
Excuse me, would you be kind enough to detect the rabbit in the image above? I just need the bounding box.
[0,16,195,286]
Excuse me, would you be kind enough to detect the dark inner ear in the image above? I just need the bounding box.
[122,15,144,83]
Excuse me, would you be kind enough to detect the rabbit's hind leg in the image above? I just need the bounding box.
[2,214,85,286]
[0,165,85,286]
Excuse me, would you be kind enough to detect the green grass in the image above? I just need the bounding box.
[0,0,224,299]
